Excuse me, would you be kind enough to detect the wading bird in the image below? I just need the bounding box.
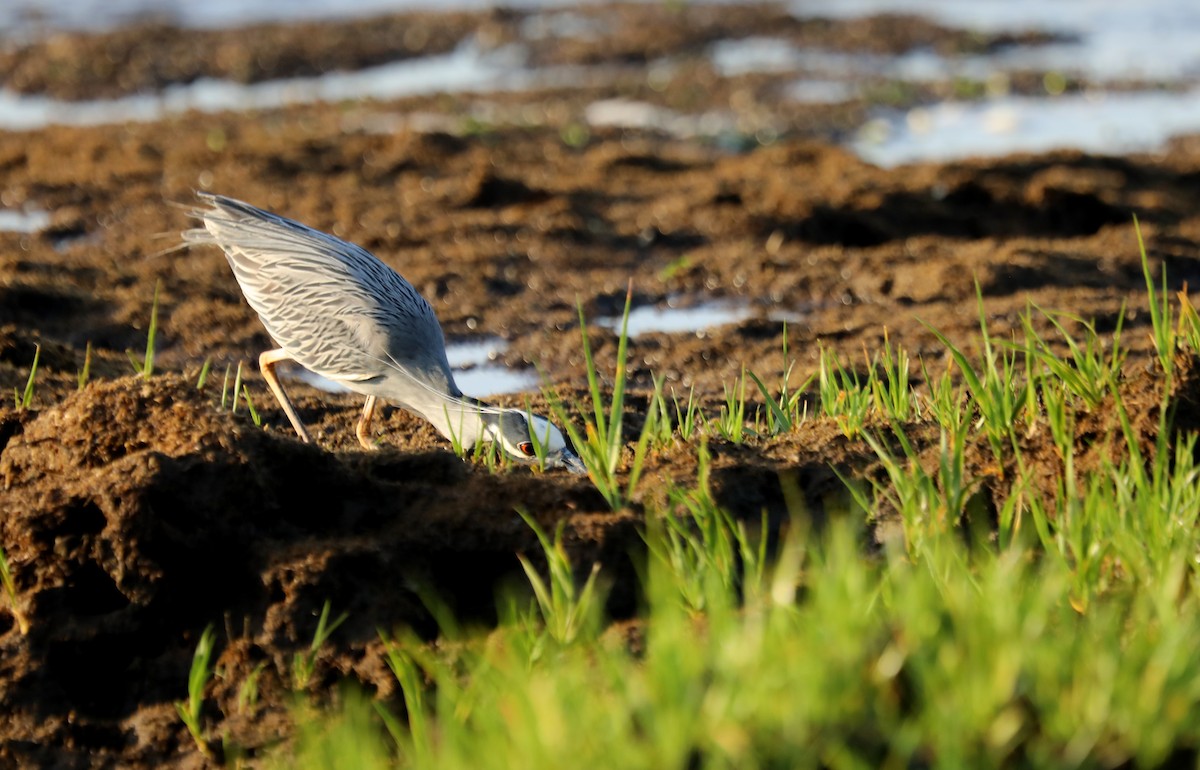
[184,192,585,474]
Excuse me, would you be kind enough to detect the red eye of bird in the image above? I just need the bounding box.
[518,441,535,457]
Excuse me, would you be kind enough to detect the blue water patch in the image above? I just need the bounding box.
[0,208,50,233]
[852,89,1200,167]
[291,336,539,398]
[6,0,1200,165]
[598,300,755,337]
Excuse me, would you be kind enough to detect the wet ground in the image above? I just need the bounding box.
[3,3,1200,766]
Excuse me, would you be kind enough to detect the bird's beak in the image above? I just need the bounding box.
[552,448,588,476]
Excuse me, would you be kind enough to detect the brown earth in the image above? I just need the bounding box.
[2,3,1200,767]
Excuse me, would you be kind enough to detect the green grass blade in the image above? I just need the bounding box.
[746,368,791,434]
[195,357,212,390]
[0,547,28,634]
[16,344,39,410]
[77,341,92,391]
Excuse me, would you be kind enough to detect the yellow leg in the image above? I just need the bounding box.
[259,348,313,443]
[356,395,379,451]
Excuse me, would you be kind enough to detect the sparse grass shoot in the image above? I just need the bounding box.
[671,384,704,442]
[195,357,212,390]
[817,346,871,437]
[77,341,92,391]
[514,508,603,648]
[919,356,968,433]
[443,407,470,461]
[231,362,245,415]
[869,329,914,421]
[747,328,813,436]
[13,343,39,410]
[237,662,267,716]
[292,601,348,692]
[220,363,233,410]
[1137,217,1176,378]
[710,366,749,443]
[923,284,1028,468]
[1019,303,1124,409]
[862,420,980,552]
[175,625,217,760]
[747,367,810,436]
[0,547,29,635]
[573,289,633,494]
[644,373,677,448]
[642,438,765,614]
[548,287,653,508]
[1177,285,1200,355]
[241,384,262,427]
[126,279,160,381]
[471,430,512,474]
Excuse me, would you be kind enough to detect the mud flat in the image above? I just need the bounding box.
[3,3,1200,766]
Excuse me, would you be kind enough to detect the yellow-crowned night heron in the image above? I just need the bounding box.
[183,192,585,473]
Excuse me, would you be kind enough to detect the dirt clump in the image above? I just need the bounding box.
[0,375,617,765]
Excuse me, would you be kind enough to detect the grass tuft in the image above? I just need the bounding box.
[514,508,604,649]
[219,364,232,410]
[1137,216,1176,378]
[13,344,40,410]
[0,548,29,635]
[241,384,262,427]
[175,625,217,760]
[126,279,161,381]
[548,285,656,508]
[195,357,212,391]
[817,346,871,437]
[922,282,1028,469]
[710,366,749,443]
[869,328,914,421]
[231,362,245,415]
[77,341,92,391]
[292,601,348,692]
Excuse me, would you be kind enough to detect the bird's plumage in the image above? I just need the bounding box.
[183,193,454,396]
[184,192,585,473]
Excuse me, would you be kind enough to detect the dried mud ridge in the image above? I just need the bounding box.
[0,344,1194,766]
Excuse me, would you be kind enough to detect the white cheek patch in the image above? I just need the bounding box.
[526,414,567,453]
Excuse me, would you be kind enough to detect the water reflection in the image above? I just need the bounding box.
[291,336,539,397]
[597,300,755,337]
[0,208,50,233]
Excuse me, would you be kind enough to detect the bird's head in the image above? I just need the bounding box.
[487,409,587,475]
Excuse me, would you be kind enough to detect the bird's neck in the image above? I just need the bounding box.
[418,396,493,449]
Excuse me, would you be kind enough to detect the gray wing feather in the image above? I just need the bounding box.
[184,193,457,394]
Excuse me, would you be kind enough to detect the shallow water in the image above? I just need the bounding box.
[792,0,1200,82]
[5,0,1200,164]
[0,43,530,131]
[292,337,539,398]
[853,88,1200,167]
[598,300,757,337]
[446,337,541,396]
[0,0,574,36]
[0,208,50,233]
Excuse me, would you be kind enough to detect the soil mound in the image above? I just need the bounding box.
[0,375,625,766]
